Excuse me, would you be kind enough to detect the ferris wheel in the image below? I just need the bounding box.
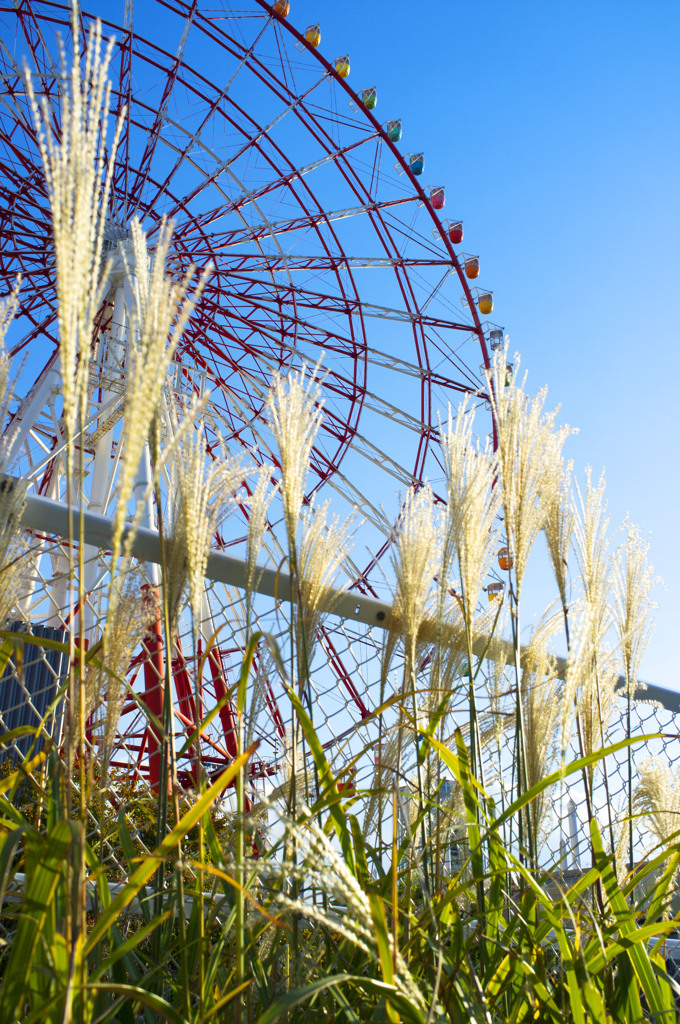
[0,0,502,793]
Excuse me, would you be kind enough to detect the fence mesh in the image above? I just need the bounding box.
[0,518,676,880]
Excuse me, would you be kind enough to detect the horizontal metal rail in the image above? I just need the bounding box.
[18,487,678,712]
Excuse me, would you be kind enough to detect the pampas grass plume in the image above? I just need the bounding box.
[488,346,572,599]
[440,397,499,631]
[167,406,246,633]
[390,484,441,672]
[111,217,210,568]
[297,497,353,667]
[24,15,124,443]
[614,523,656,693]
[266,362,324,557]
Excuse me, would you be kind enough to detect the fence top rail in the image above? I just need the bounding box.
[16,482,679,713]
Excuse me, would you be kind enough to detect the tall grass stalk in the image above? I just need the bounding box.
[487,347,572,865]
[24,14,126,1016]
[615,525,656,870]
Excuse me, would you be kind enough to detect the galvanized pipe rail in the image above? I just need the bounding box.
[18,486,678,712]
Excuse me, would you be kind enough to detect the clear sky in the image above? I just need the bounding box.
[282,0,680,689]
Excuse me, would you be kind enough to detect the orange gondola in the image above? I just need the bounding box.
[497,547,513,571]
[464,256,479,279]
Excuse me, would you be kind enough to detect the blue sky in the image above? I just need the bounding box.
[285,0,680,688]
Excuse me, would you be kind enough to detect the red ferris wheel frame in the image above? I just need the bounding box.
[0,0,498,790]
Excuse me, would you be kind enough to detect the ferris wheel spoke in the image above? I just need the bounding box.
[194,281,482,410]
[176,195,419,251]
[111,24,135,219]
[195,286,364,359]
[186,321,443,484]
[191,253,454,274]
[14,3,61,84]
[206,309,476,427]
[127,109,387,233]
[7,308,57,359]
[212,273,472,333]
[124,3,204,211]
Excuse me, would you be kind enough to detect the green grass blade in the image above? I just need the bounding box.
[590,818,672,1021]
[85,742,257,955]
[285,685,355,875]
[255,975,415,1024]
[0,820,71,1020]
[83,984,184,1023]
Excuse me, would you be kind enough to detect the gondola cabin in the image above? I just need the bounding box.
[478,292,493,315]
[464,256,480,279]
[489,328,504,350]
[335,55,350,78]
[409,152,425,175]
[361,87,377,110]
[497,547,513,571]
[429,186,445,210]
[487,582,504,601]
[448,221,463,244]
[305,23,321,46]
[386,119,402,142]
[273,0,290,15]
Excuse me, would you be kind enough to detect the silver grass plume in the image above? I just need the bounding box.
[573,468,612,644]
[487,346,572,599]
[421,594,466,715]
[0,281,28,624]
[296,497,353,673]
[559,598,595,766]
[274,814,431,1015]
[543,456,575,632]
[634,757,680,850]
[485,626,510,756]
[572,469,619,764]
[614,521,656,869]
[166,404,246,634]
[440,397,499,638]
[111,216,209,569]
[86,571,154,773]
[389,485,444,857]
[266,362,324,559]
[24,15,124,445]
[520,610,562,842]
[562,600,618,773]
[614,523,655,696]
[245,466,278,632]
[245,646,275,748]
[363,727,402,838]
[390,484,441,685]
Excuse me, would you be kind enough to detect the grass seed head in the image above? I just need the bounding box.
[266,362,324,559]
[488,346,572,598]
[440,397,499,631]
[24,15,123,446]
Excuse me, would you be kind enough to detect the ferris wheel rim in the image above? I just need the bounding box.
[0,0,495,537]
[0,0,506,786]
